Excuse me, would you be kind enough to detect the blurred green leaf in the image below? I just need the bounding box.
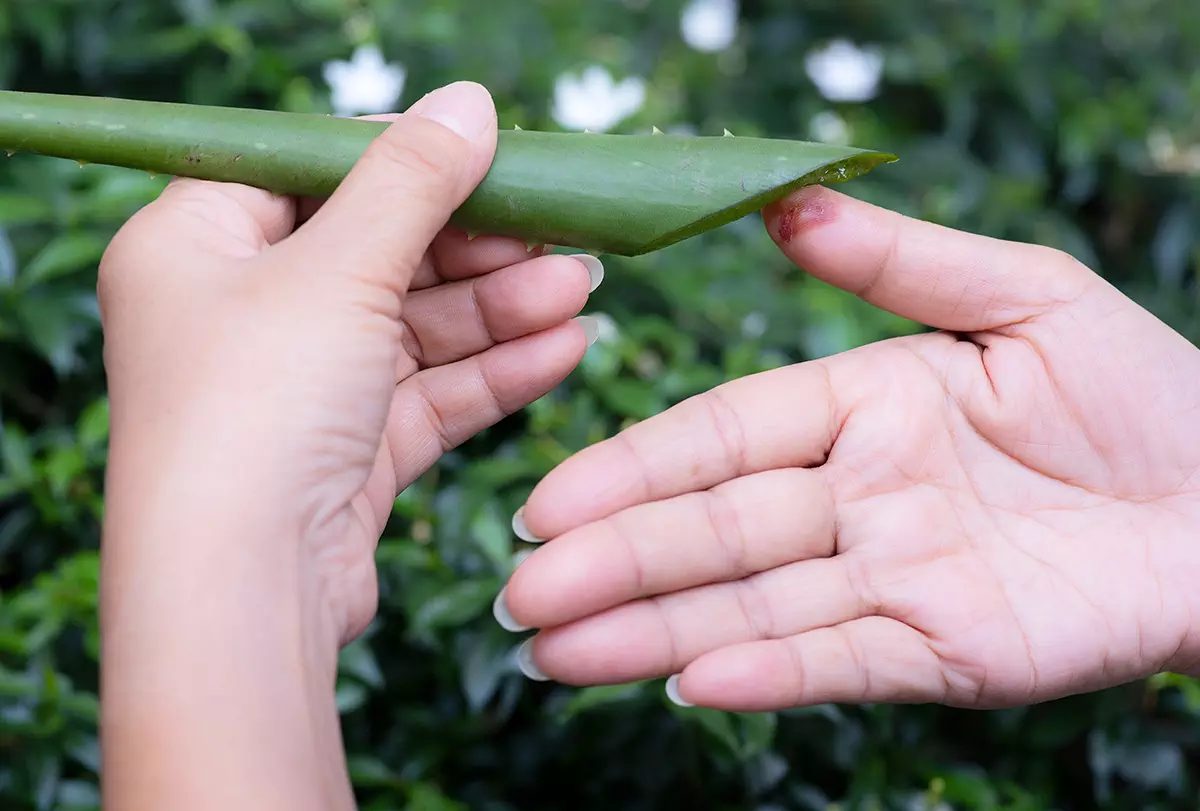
[20,232,106,289]
[557,682,648,721]
[76,398,109,450]
[738,712,778,759]
[0,192,52,226]
[339,636,385,690]
[674,705,741,755]
[409,579,499,636]
[53,780,100,811]
[0,223,15,285]
[347,755,405,790]
[1,423,34,485]
[336,681,370,714]
[406,782,467,811]
[468,501,512,573]
[15,291,100,372]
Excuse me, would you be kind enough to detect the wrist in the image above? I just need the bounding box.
[100,451,352,810]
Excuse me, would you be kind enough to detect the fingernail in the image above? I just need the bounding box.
[511,548,535,569]
[412,81,494,141]
[574,316,601,346]
[492,587,531,632]
[665,674,694,707]
[569,254,605,292]
[512,507,545,543]
[516,639,550,681]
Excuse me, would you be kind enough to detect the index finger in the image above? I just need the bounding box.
[130,178,297,260]
[763,186,1096,332]
[519,361,841,541]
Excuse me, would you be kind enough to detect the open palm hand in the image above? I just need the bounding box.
[499,186,1200,711]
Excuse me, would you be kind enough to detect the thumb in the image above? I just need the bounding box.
[763,186,1097,332]
[286,81,497,297]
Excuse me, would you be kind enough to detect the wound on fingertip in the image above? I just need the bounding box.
[770,186,836,244]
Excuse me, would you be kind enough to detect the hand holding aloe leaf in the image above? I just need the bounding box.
[0,89,894,255]
[95,80,612,811]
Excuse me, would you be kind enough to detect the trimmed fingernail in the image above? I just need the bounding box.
[665,674,694,707]
[569,254,605,292]
[492,587,531,632]
[412,81,494,141]
[516,639,550,681]
[574,316,601,346]
[512,507,545,543]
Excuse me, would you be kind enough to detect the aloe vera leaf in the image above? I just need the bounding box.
[0,91,896,256]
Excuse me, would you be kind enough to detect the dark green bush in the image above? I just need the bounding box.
[2,1,1198,809]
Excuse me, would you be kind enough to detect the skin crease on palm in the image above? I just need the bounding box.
[499,184,1200,713]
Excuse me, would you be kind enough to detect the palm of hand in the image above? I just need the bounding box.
[295,233,595,642]
[814,314,1200,709]
[502,188,1200,711]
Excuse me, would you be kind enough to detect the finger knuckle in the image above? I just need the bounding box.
[649,595,685,671]
[1031,246,1098,301]
[837,624,872,695]
[1038,245,1086,275]
[731,576,777,640]
[702,488,752,579]
[608,519,648,595]
[699,388,749,478]
[96,213,152,312]
[415,379,457,452]
[842,555,884,616]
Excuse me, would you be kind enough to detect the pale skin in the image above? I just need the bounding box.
[98,80,1200,809]
[502,182,1200,711]
[99,82,599,810]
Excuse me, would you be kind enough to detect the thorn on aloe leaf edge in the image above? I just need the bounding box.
[651,126,664,135]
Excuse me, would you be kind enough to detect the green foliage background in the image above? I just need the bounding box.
[2,1,1200,809]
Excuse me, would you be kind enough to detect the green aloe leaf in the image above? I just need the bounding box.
[0,91,896,256]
